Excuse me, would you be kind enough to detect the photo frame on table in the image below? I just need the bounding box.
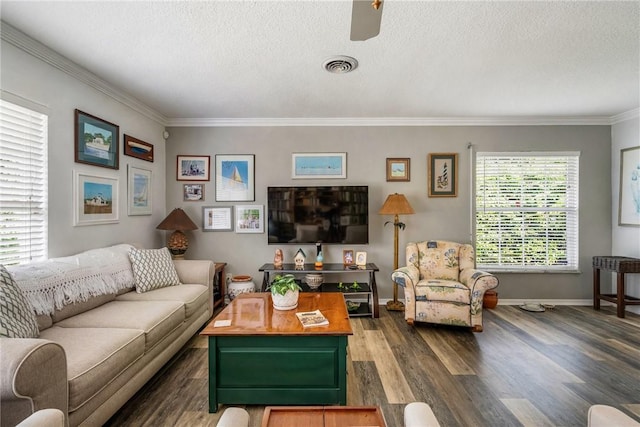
[235,205,264,233]
[292,152,347,179]
[184,184,204,201]
[215,154,255,201]
[618,146,640,226]
[127,166,152,216]
[177,155,210,181]
[73,170,119,226]
[428,153,458,197]
[203,206,233,232]
[355,251,367,267]
[123,134,154,162]
[386,158,410,182]
[343,249,355,266]
[74,109,119,170]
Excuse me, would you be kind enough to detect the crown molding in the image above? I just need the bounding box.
[166,115,614,127]
[610,108,640,124]
[1,21,168,126]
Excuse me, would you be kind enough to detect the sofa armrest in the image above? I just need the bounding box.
[588,405,640,427]
[173,259,215,314]
[16,409,65,427]
[1,338,68,427]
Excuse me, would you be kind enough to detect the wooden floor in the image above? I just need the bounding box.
[105,305,640,427]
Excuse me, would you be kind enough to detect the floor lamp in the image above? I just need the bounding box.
[379,193,415,311]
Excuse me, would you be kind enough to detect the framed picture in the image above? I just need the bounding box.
[184,183,204,201]
[343,249,355,265]
[386,158,410,182]
[177,155,210,181]
[292,152,347,179]
[127,166,152,216]
[73,170,119,226]
[355,251,367,266]
[124,134,154,162]
[215,154,255,201]
[428,153,458,197]
[235,205,264,233]
[74,109,119,170]
[203,206,233,231]
[618,146,640,226]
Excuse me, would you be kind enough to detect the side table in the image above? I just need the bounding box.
[213,262,226,310]
[593,256,640,318]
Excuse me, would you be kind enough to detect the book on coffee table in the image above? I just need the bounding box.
[296,309,329,327]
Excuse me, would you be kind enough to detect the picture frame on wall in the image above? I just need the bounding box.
[177,155,210,181]
[386,158,410,182]
[292,152,347,179]
[74,109,119,170]
[127,166,152,216]
[618,146,640,226]
[215,154,255,201]
[184,183,204,201]
[428,153,458,197]
[235,205,264,233]
[203,206,233,232]
[73,170,119,226]
[123,134,154,162]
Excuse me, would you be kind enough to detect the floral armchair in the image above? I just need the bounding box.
[391,240,498,332]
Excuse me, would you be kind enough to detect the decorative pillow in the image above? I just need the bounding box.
[0,265,39,338]
[128,248,181,293]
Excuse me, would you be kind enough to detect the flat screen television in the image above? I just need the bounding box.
[267,186,368,244]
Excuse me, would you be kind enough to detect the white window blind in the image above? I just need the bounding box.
[475,152,579,272]
[0,99,48,265]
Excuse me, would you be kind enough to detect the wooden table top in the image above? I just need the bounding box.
[261,406,386,427]
[200,292,353,337]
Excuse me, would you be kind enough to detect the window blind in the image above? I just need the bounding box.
[475,152,579,272]
[0,99,48,265]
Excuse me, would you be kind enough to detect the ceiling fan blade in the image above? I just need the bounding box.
[350,0,383,41]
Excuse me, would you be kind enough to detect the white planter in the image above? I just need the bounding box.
[228,275,255,301]
[271,289,299,310]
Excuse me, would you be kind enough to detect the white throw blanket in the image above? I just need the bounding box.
[8,244,136,316]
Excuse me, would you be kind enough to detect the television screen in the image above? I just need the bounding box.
[267,186,368,244]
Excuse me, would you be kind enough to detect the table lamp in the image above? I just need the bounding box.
[156,208,198,259]
[378,193,415,311]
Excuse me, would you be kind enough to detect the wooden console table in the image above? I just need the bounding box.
[200,292,352,412]
[259,263,380,318]
[261,406,386,427]
[593,256,640,318]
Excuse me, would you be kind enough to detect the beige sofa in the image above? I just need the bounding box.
[1,244,214,427]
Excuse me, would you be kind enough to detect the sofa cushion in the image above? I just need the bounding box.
[54,300,185,351]
[128,247,181,293]
[51,293,116,323]
[0,265,39,338]
[116,284,208,318]
[39,326,145,412]
[416,241,461,281]
[415,279,470,304]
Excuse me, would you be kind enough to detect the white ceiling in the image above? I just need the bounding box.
[1,1,638,125]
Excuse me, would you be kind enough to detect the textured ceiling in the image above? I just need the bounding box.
[1,1,638,123]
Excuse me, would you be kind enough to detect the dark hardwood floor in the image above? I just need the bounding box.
[105,305,640,426]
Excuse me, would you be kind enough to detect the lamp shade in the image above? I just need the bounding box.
[156,208,198,231]
[378,193,415,216]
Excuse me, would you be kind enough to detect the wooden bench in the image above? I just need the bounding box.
[593,256,640,318]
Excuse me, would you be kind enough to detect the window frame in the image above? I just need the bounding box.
[474,151,580,273]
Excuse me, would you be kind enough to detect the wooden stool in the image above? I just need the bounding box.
[593,256,640,318]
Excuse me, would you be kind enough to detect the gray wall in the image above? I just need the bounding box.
[611,116,640,314]
[166,125,612,302]
[1,40,167,257]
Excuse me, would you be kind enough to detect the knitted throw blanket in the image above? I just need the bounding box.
[8,244,135,316]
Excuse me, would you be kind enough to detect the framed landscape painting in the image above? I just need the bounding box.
[386,158,410,182]
[127,166,152,216]
[177,155,210,181]
[74,109,119,170]
[292,153,346,179]
[73,170,119,226]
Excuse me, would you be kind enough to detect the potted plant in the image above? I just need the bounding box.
[268,274,302,310]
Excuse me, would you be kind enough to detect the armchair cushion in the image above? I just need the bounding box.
[414,279,470,304]
[411,241,461,281]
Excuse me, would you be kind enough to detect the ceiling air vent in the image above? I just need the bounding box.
[323,56,358,74]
